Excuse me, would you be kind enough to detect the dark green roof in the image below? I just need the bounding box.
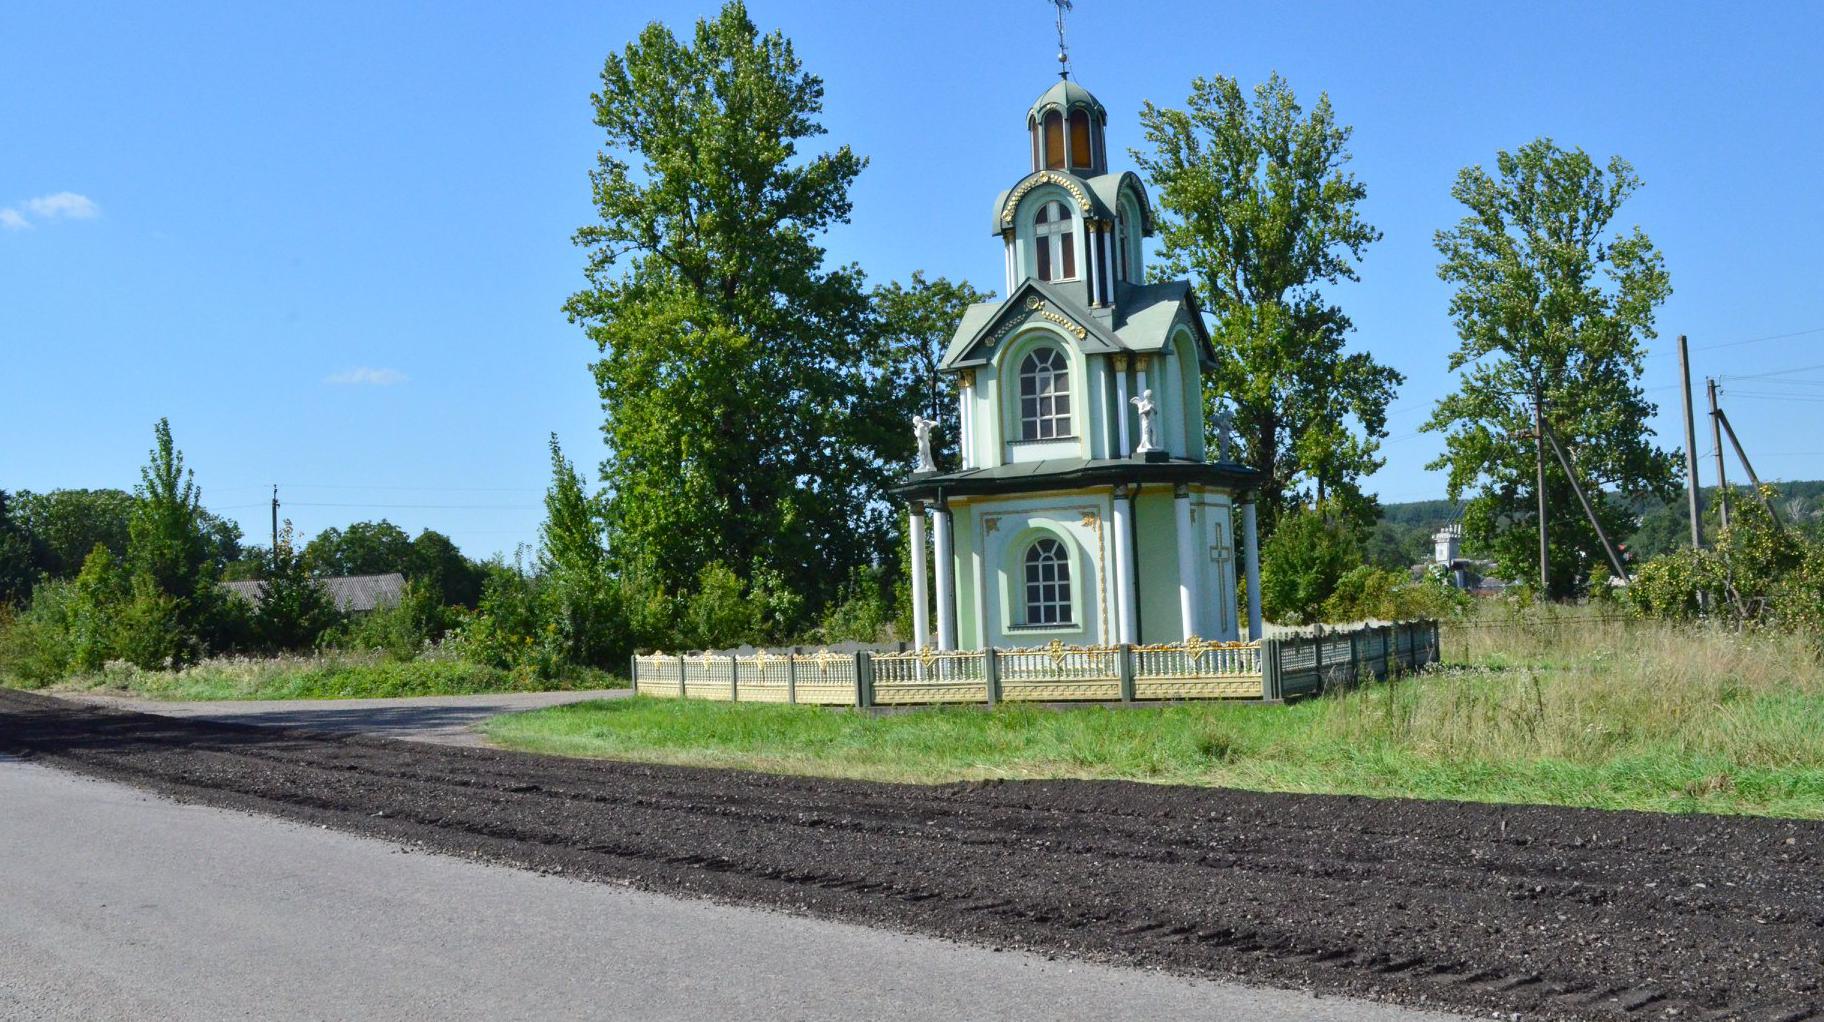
[1028,79,1106,123]
[893,456,1261,501]
[939,279,1215,371]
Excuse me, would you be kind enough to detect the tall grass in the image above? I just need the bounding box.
[488,608,1824,818]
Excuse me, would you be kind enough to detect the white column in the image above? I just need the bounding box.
[1101,228,1115,295]
[1112,486,1137,644]
[1004,238,1015,292]
[933,505,958,651]
[909,505,930,650]
[1173,486,1200,640]
[1242,499,1263,641]
[1087,224,1101,306]
[1114,356,1131,457]
[958,384,972,470]
[1135,359,1150,441]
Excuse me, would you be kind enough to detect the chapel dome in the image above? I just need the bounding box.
[1026,78,1108,176]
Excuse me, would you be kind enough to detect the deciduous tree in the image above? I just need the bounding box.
[1425,138,1677,597]
[1135,73,1403,536]
[565,1,890,618]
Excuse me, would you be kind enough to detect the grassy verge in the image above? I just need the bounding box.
[32,654,626,701]
[485,614,1824,819]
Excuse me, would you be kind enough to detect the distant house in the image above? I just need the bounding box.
[222,572,406,615]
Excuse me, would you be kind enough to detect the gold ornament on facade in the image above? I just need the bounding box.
[999,172,1095,230]
[983,516,1001,535]
[1079,511,1098,527]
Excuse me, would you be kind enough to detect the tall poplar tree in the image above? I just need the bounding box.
[1135,73,1403,536]
[1425,138,1677,597]
[565,2,889,612]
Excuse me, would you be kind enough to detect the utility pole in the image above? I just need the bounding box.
[271,485,280,555]
[1677,335,1703,548]
[1532,386,1551,599]
[1715,407,1782,530]
[1708,378,1730,530]
[1541,422,1630,583]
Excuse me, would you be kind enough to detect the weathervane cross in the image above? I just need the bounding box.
[1049,0,1074,78]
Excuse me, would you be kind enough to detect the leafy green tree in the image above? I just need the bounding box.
[303,520,415,578]
[14,488,135,579]
[538,435,625,667]
[1135,73,1403,536]
[564,1,888,618]
[407,530,485,608]
[0,491,35,606]
[871,272,993,472]
[1425,138,1677,598]
[254,522,341,651]
[1258,504,1361,623]
[127,419,220,664]
[69,544,130,671]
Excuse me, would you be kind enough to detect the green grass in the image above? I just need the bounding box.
[40,654,626,702]
[484,615,1824,819]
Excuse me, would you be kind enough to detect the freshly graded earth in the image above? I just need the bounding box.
[3,689,1819,1022]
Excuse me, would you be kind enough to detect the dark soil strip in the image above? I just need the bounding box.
[4,689,1820,1021]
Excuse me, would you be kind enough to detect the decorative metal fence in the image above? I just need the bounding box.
[631,620,1439,708]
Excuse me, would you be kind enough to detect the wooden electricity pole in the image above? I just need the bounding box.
[271,485,280,555]
[1707,378,1730,530]
[1532,386,1551,598]
[1541,423,1630,583]
[1715,406,1782,530]
[1677,335,1703,548]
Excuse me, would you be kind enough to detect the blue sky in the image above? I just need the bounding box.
[5,1,1822,560]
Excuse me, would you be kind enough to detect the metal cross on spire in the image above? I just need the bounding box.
[1049,0,1074,79]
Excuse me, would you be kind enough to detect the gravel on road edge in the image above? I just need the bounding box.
[2,688,1818,1022]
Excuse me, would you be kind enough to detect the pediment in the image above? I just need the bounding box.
[942,281,1123,369]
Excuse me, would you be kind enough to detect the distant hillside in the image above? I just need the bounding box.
[1370,480,1824,571]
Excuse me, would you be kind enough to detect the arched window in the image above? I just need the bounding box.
[1068,109,1092,168]
[1029,116,1040,171]
[1033,201,1075,282]
[1018,347,1071,440]
[1043,110,1065,169]
[1023,537,1072,626]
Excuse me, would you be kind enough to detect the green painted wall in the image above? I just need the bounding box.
[954,504,979,649]
[1133,488,1183,643]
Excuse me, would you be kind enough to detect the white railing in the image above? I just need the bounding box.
[629,622,1439,708]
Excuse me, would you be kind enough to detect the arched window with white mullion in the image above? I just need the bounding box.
[1023,537,1073,627]
[1033,201,1076,282]
[1018,347,1071,440]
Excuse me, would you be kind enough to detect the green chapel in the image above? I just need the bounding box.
[894,72,1265,652]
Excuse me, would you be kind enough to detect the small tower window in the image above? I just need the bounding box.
[1068,109,1092,168]
[1043,110,1065,169]
[1029,116,1040,171]
[1018,347,1071,440]
[1034,201,1075,282]
[1023,537,1073,626]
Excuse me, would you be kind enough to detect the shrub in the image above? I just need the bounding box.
[817,566,895,643]
[1260,505,1361,623]
[0,580,78,687]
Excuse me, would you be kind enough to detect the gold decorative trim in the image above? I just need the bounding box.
[1079,511,1098,527]
[999,172,1096,229]
[983,516,1001,535]
[958,367,975,389]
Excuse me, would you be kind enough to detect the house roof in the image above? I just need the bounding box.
[222,572,406,613]
[892,456,1261,501]
[990,170,1150,236]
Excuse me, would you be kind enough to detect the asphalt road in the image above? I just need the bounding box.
[0,758,1466,1022]
[53,687,629,745]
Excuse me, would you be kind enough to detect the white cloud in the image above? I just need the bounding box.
[324,367,409,386]
[2,192,101,231]
[23,192,100,220]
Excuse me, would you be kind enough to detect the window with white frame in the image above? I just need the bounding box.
[1022,537,1072,626]
[1033,201,1076,282]
[1018,347,1071,440]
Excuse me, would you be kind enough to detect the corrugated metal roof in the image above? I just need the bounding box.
[221,572,406,613]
